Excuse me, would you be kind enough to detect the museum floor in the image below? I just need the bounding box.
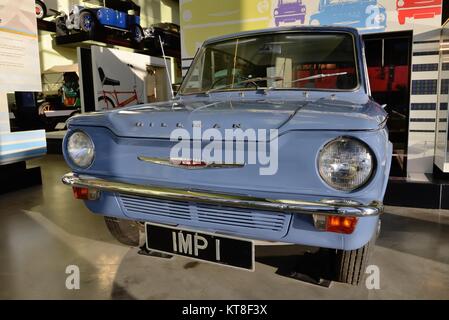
[0,155,448,299]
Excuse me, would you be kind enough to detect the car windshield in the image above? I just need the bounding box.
[179,32,359,95]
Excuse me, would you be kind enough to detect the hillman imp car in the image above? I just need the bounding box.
[62,26,392,285]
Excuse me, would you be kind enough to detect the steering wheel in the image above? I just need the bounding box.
[209,75,259,90]
[209,76,228,89]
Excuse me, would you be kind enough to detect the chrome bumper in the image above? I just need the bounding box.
[61,172,382,217]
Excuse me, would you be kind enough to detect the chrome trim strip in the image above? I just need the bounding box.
[62,172,382,217]
[137,156,245,169]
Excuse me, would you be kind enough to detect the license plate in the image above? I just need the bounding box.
[145,222,255,271]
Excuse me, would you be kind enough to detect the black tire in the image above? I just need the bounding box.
[55,17,69,36]
[79,11,97,37]
[97,96,115,110]
[35,0,47,19]
[335,236,376,285]
[69,110,81,117]
[131,24,144,44]
[104,217,142,246]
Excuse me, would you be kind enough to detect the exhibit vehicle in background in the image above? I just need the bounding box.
[35,1,64,21]
[35,0,47,19]
[55,0,144,44]
[396,0,442,25]
[96,65,142,110]
[38,64,81,129]
[273,0,306,26]
[309,0,386,32]
[143,22,181,56]
[61,26,392,286]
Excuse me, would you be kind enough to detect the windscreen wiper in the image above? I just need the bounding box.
[264,72,349,92]
[289,72,348,84]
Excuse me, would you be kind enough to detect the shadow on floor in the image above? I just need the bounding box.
[256,246,335,287]
[377,212,449,265]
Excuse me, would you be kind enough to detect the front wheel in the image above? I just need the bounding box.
[38,101,52,116]
[69,110,81,118]
[97,96,115,110]
[55,17,69,36]
[131,24,144,44]
[35,0,47,19]
[334,236,375,285]
[104,217,143,246]
[79,11,96,36]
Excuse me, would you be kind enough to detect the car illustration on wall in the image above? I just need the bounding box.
[396,0,442,25]
[62,26,392,286]
[56,0,144,44]
[273,0,306,26]
[309,0,386,33]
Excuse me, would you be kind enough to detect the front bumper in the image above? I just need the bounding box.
[62,172,382,218]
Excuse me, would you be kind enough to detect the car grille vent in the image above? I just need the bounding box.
[119,194,290,237]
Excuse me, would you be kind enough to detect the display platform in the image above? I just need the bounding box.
[55,31,180,59]
[45,130,65,154]
[37,18,56,33]
[385,174,449,209]
[0,130,46,194]
[0,130,47,165]
[0,160,42,194]
[55,31,141,50]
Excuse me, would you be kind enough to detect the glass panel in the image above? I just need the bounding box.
[180,32,358,95]
[435,24,449,171]
[364,33,412,177]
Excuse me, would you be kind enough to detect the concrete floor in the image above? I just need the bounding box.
[0,154,448,299]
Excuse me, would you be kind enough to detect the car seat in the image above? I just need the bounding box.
[98,67,121,86]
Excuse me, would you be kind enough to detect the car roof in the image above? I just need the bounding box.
[203,26,361,45]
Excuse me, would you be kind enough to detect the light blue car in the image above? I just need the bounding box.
[62,26,392,285]
[309,0,387,33]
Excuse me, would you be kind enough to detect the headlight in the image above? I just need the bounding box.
[67,131,95,168]
[397,0,404,7]
[318,137,374,191]
[274,9,279,16]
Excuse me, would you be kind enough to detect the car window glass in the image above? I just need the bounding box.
[180,32,358,94]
